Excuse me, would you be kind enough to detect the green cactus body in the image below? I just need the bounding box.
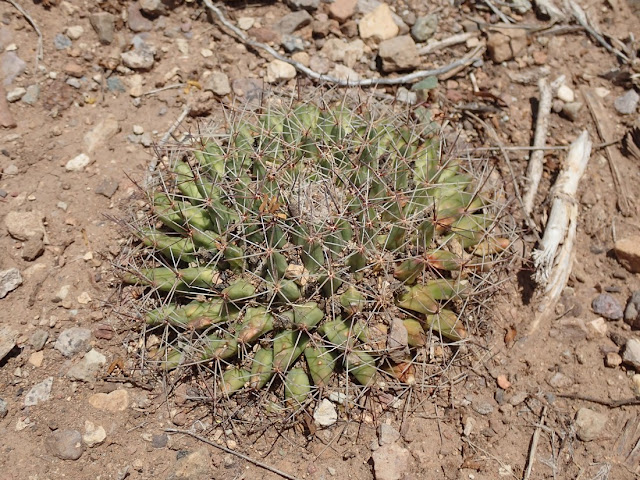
[124,98,508,411]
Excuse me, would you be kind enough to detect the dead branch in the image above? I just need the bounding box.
[522,76,564,216]
[418,32,477,56]
[203,0,483,86]
[523,406,547,480]
[556,393,640,408]
[531,131,591,332]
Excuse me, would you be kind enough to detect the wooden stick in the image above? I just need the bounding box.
[165,428,302,480]
[531,131,591,332]
[418,32,477,56]
[522,76,564,215]
[203,0,483,86]
[523,406,547,480]
[582,88,633,216]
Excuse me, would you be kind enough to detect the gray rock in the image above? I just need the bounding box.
[89,12,115,45]
[309,55,331,75]
[21,84,40,105]
[548,371,573,388]
[472,399,495,415]
[24,377,53,406]
[614,89,639,115]
[30,329,49,351]
[167,447,212,480]
[0,268,22,299]
[378,35,420,73]
[378,424,400,445]
[66,349,106,382]
[396,87,417,104]
[274,11,313,34]
[55,328,92,357]
[53,33,72,50]
[66,78,81,89]
[0,398,7,418]
[313,399,337,427]
[623,337,640,370]
[152,433,169,448]
[203,72,231,96]
[95,178,120,199]
[575,408,607,441]
[411,15,438,42]
[106,77,126,93]
[625,291,640,329]
[140,0,182,16]
[121,43,156,70]
[371,443,413,480]
[1,52,26,86]
[46,429,84,461]
[128,3,154,32]
[0,325,18,361]
[592,293,623,320]
[286,0,320,10]
[282,35,305,53]
[561,101,582,122]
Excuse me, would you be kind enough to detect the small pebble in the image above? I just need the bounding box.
[556,84,574,102]
[133,125,144,135]
[604,352,622,368]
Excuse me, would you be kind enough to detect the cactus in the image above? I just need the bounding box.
[122,96,510,416]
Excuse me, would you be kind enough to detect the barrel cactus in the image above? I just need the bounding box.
[121,96,510,416]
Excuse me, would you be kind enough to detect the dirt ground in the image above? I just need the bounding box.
[1,0,640,479]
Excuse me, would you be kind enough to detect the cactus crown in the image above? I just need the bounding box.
[123,95,510,419]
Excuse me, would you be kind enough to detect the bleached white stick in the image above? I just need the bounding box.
[523,75,564,215]
[530,130,591,331]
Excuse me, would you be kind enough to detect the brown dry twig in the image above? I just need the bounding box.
[202,0,483,86]
[4,0,43,70]
[165,428,302,480]
[557,393,640,408]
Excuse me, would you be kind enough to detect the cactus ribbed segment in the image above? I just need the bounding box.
[122,97,510,414]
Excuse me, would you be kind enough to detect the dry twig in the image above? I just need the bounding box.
[531,131,592,332]
[557,393,640,408]
[4,0,43,70]
[522,75,564,216]
[203,0,483,86]
[568,1,630,63]
[418,32,477,56]
[166,428,301,480]
[582,88,633,216]
[523,406,547,480]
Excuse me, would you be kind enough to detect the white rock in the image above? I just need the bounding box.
[65,26,84,40]
[83,420,107,447]
[66,349,106,382]
[371,443,413,480]
[320,38,365,68]
[330,64,360,82]
[65,153,92,171]
[556,85,575,103]
[176,38,189,55]
[359,3,398,41]
[133,125,144,135]
[6,87,26,103]
[237,17,255,30]
[632,374,640,396]
[265,60,297,83]
[200,48,214,58]
[128,74,144,97]
[313,399,337,426]
[0,268,22,299]
[24,377,53,406]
